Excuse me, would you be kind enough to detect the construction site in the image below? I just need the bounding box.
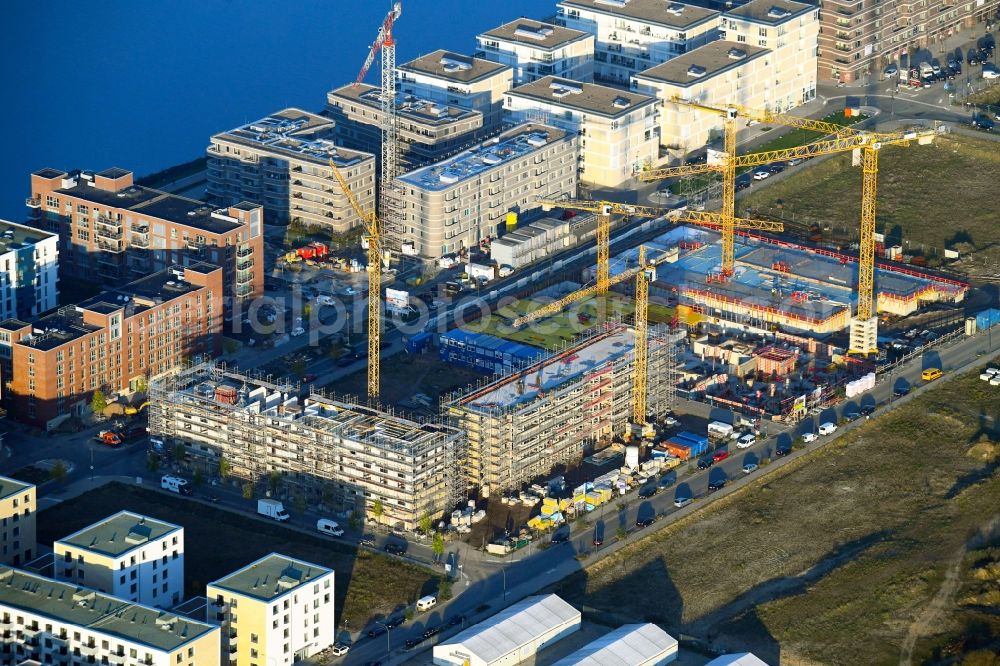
[147,363,466,530]
[442,323,678,497]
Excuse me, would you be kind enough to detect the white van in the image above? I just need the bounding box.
[160,475,192,496]
[416,595,437,612]
[316,519,344,537]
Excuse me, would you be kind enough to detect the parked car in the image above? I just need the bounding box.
[383,542,407,555]
[860,405,876,416]
[768,162,786,174]
[712,450,730,463]
[743,462,759,474]
[844,410,861,422]
[697,457,715,470]
[331,644,350,657]
[884,63,899,77]
[636,516,654,528]
[752,169,771,181]
[893,385,911,397]
[775,445,791,457]
[638,484,658,498]
[358,535,376,547]
[673,496,693,508]
[818,422,838,435]
[801,432,818,443]
[708,479,726,492]
[969,48,980,66]
[367,626,386,639]
[737,433,756,449]
[983,66,1000,80]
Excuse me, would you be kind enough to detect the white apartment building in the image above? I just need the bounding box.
[557,0,720,86]
[0,566,219,666]
[397,50,513,131]
[476,18,596,85]
[0,220,57,322]
[505,77,659,188]
[396,123,577,259]
[631,41,770,153]
[207,109,375,232]
[207,554,335,666]
[54,511,184,609]
[0,476,35,567]
[721,0,818,112]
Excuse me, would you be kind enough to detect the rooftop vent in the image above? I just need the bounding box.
[612,96,632,109]
[687,65,706,77]
[513,24,555,40]
[439,55,473,72]
[727,47,747,59]
[667,3,686,15]
[549,80,583,98]
[767,6,792,19]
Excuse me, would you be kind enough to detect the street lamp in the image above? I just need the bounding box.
[375,620,390,657]
[502,566,507,601]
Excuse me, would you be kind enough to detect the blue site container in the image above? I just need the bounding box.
[406,331,433,354]
[976,308,1000,332]
[674,431,708,456]
[439,329,545,374]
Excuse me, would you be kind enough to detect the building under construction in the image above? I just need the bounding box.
[148,363,465,530]
[442,323,676,497]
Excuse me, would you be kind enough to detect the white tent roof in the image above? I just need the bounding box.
[437,594,580,664]
[550,623,678,665]
[706,653,769,666]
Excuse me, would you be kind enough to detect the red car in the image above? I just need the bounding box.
[711,450,730,463]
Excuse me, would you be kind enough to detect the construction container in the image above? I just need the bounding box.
[215,386,238,405]
[439,329,544,374]
[673,432,708,457]
[406,331,433,354]
[663,441,692,460]
[977,308,1000,331]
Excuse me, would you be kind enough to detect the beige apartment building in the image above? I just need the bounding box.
[54,511,184,609]
[631,41,770,153]
[207,109,374,232]
[326,83,489,169]
[505,76,660,188]
[397,50,513,132]
[147,363,467,531]
[207,554,335,666]
[720,0,818,111]
[476,18,596,84]
[396,123,577,259]
[0,566,219,666]
[27,168,263,314]
[0,476,35,567]
[818,0,1000,82]
[557,0,720,85]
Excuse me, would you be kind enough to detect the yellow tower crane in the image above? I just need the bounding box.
[640,100,872,277]
[329,160,382,399]
[630,245,655,440]
[644,128,935,353]
[514,201,783,329]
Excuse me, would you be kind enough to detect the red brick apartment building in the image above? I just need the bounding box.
[819,0,1000,82]
[26,168,263,316]
[0,263,222,429]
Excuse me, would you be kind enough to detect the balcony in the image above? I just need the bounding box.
[25,197,40,209]
[237,257,254,271]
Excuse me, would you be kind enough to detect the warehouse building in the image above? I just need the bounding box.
[148,363,465,530]
[207,108,375,232]
[54,511,184,609]
[476,18,595,85]
[0,566,219,666]
[551,623,679,665]
[433,594,581,666]
[443,323,675,495]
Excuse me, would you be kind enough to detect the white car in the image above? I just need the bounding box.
[752,170,770,181]
[315,295,336,306]
[736,433,756,449]
[818,422,838,435]
[983,68,1000,80]
[801,432,819,443]
[290,326,306,337]
[663,416,679,427]
[331,643,350,657]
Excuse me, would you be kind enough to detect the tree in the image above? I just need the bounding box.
[218,457,231,479]
[193,469,204,487]
[293,494,307,513]
[91,390,107,416]
[617,526,628,542]
[419,513,432,535]
[348,512,360,531]
[432,533,445,562]
[268,471,282,495]
[134,376,148,395]
[147,453,160,473]
[242,482,254,499]
[173,442,186,462]
[372,499,384,523]
[302,303,312,320]
[49,461,68,482]
[438,579,453,601]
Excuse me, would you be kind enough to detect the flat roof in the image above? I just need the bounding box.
[0,567,217,653]
[459,325,638,412]
[724,0,813,24]
[705,654,769,666]
[330,83,482,127]
[54,182,244,236]
[0,476,33,502]
[0,219,56,255]
[209,553,331,603]
[397,122,568,191]
[212,108,371,167]
[399,49,511,84]
[479,18,592,50]
[559,0,719,30]
[551,623,678,665]
[56,511,181,559]
[436,595,580,663]
[0,319,30,332]
[633,40,769,86]
[508,76,657,117]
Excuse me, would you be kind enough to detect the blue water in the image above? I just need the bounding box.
[0,0,552,220]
